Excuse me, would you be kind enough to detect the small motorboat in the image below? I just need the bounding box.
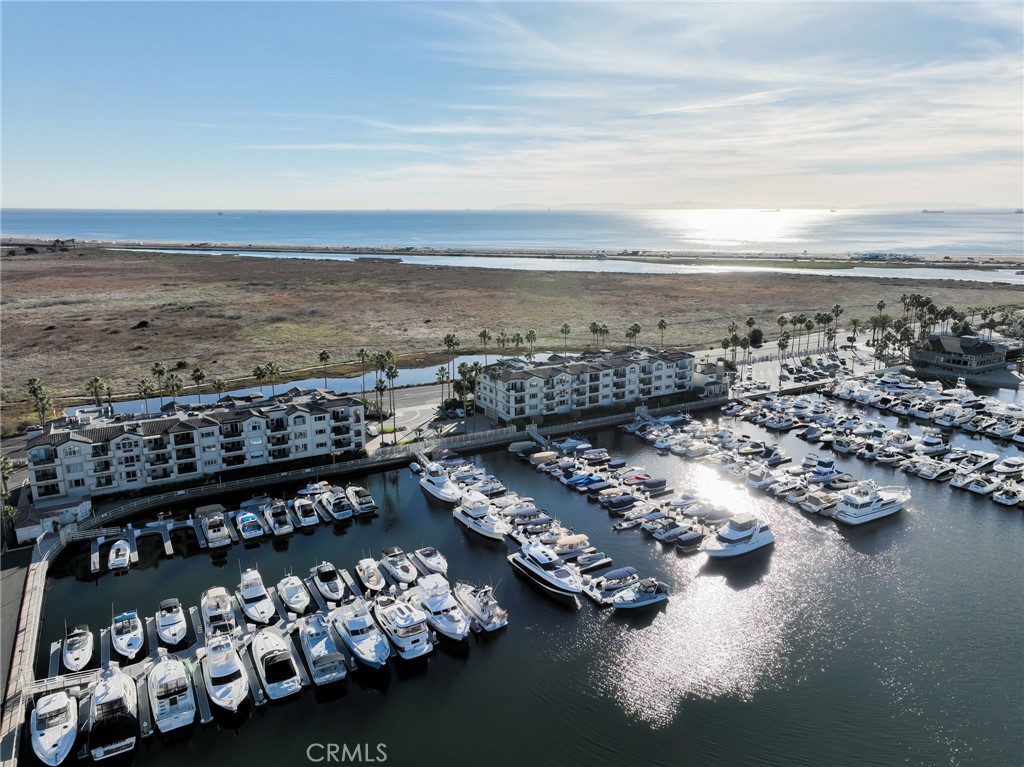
[330,595,391,669]
[238,568,276,625]
[674,529,705,553]
[277,574,310,614]
[264,500,294,536]
[62,624,93,672]
[235,511,264,540]
[611,578,670,610]
[452,581,508,632]
[250,629,302,700]
[147,652,196,734]
[107,539,130,572]
[310,562,345,603]
[110,610,144,660]
[413,546,448,575]
[355,558,386,593]
[379,547,417,584]
[201,587,236,637]
[346,485,379,517]
[291,497,320,527]
[156,599,188,646]
[574,551,612,572]
[31,691,77,766]
[297,613,347,685]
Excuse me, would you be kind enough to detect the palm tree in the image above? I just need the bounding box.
[385,364,399,437]
[443,333,461,389]
[468,360,484,411]
[0,453,12,499]
[374,378,388,423]
[166,373,184,404]
[525,330,537,359]
[435,366,450,405]
[356,348,371,404]
[263,361,281,397]
[151,362,167,408]
[848,317,861,339]
[496,331,509,359]
[629,322,641,348]
[210,378,228,400]
[777,332,790,381]
[190,366,206,404]
[511,332,524,357]
[104,384,113,408]
[86,376,105,407]
[559,323,571,351]
[478,329,492,366]
[252,364,267,395]
[721,337,731,361]
[26,378,51,425]
[738,336,750,366]
[589,321,600,346]
[598,323,609,347]
[137,378,156,415]
[657,318,668,348]
[318,350,331,388]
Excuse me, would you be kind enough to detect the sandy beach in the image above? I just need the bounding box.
[1,243,1021,433]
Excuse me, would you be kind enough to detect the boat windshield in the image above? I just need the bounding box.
[348,623,375,637]
[242,593,267,606]
[37,705,70,727]
[114,618,139,636]
[210,669,243,686]
[66,634,89,651]
[317,569,337,582]
[264,655,296,684]
[95,699,127,718]
[395,623,424,638]
[156,679,188,698]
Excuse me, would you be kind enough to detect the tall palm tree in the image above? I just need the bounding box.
[511,332,524,357]
[657,318,667,348]
[137,378,156,415]
[849,317,861,339]
[252,365,267,395]
[629,322,642,348]
[87,376,105,407]
[210,378,228,400]
[721,337,731,361]
[27,378,51,425]
[435,366,450,405]
[151,362,167,408]
[804,320,814,354]
[478,329,492,366]
[496,331,509,359]
[598,323,609,347]
[385,364,399,437]
[589,321,600,346]
[166,373,184,404]
[374,378,388,423]
[525,330,537,359]
[443,333,461,389]
[559,323,571,351]
[264,361,282,397]
[356,348,371,404]
[318,350,331,389]
[191,367,206,404]
[777,333,790,381]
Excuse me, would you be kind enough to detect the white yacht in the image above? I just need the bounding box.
[833,482,911,525]
[88,663,138,761]
[110,610,143,660]
[320,489,354,522]
[355,558,386,593]
[588,566,640,600]
[800,490,839,515]
[372,594,434,660]
[992,482,1023,507]
[993,456,1024,479]
[330,595,391,669]
[201,587,236,637]
[147,653,196,733]
[917,460,956,482]
[507,541,582,596]
[915,433,949,456]
[203,635,250,712]
[949,469,980,489]
[961,450,999,472]
[452,582,508,632]
[413,546,448,575]
[379,547,418,584]
[30,691,77,767]
[107,539,130,572]
[832,435,863,454]
[806,458,842,484]
[310,562,346,603]
[701,514,775,558]
[346,485,378,517]
[292,497,320,527]
[418,462,462,503]
[235,510,264,540]
[277,574,311,614]
[453,491,511,540]
[611,579,670,610]
[156,599,188,645]
[966,474,1003,495]
[406,573,470,641]
[250,629,302,700]
[238,568,276,625]
[62,624,93,672]
[264,500,294,536]
[297,613,347,685]
[201,510,232,549]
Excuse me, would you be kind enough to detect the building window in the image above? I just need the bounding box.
[124,470,138,481]
[248,421,262,431]
[251,451,264,459]
[295,444,307,453]
[69,478,86,489]
[121,455,137,466]
[315,428,327,435]
[294,416,306,425]
[314,415,326,422]
[294,431,307,440]
[203,445,217,452]
[315,442,328,449]
[64,446,82,458]
[249,437,263,446]
[67,462,84,474]
[201,430,215,439]
[203,459,218,466]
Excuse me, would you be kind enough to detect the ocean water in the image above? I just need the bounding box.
[36,393,1024,767]
[3,208,1023,255]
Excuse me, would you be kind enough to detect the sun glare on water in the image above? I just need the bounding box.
[638,209,837,250]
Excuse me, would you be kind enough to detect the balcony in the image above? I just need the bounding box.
[331,413,350,423]
[224,455,246,467]
[269,421,288,433]
[148,456,170,466]
[221,427,243,438]
[93,477,115,489]
[90,446,109,458]
[175,447,196,461]
[90,461,114,475]
[28,453,56,467]
[223,443,244,454]
[331,425,350,437]
[172,436,195,448]
[33,469,58,483]
[176,462,198,475]
[612,382,626,390]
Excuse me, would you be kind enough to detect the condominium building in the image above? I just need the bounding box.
[476,348,694,423]
[26,387,365,505]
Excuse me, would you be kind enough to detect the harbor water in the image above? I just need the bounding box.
[36,393,1023,766]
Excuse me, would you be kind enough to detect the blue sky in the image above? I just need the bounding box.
[2,2,1022,209]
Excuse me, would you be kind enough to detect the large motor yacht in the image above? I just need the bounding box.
[250,629,302,700]
[297,613,347,686]
[833,482,911,525]
[452,581,508,632]
[701,514,775,558]
[418,462,462,503]
[238,568,276,625]
[88,663,138,761]
[330,595,391,669]
[30,692,77,767]
[201,587,237,637]
[203,635,250,712]
[147,653,196,733]
[372,594,434,660]
[406,573,471,641]
[453,491,511,540]
[507,541,582,596]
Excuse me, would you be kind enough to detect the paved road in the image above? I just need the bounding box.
[1,547,32,700]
